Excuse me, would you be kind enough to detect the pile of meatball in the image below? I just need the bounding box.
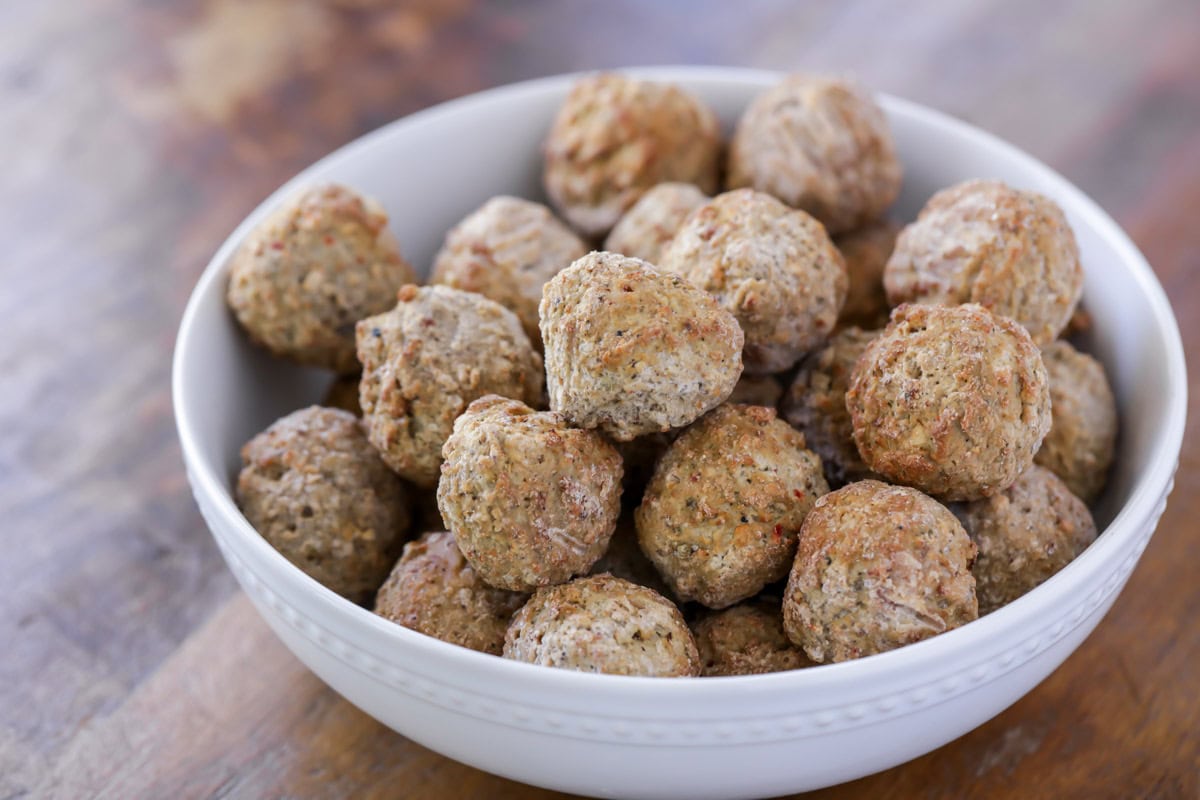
[228,73,1117,678]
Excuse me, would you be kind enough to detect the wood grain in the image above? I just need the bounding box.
[2,1,1198,798]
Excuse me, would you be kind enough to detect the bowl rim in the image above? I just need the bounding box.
[173,65,1188,697]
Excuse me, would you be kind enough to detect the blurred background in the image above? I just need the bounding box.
[2,1,1197,797]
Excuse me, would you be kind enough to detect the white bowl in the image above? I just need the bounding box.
[173,67,1186,799]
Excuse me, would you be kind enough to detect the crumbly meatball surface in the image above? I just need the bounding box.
[539,251,744,441]
[374,531,526,654]
[883,179,1083,346]
[323,375,362,416]
[437,395,623,592]
[429,196,586,347]
[603,182,709,264]
[543,73,721,237]
[236,406,410,603]
[356,285,543,487]
[503,574,700,676]
[660,189,847,374]
[781,326,880,487]
[692,599,813,676]
[727,75,901,235]
[847,304,1051,501]
[1034,341,1118,503]
[226,184,417,374]
[636,404,829,609]
[727,374,784,408]
[783,480,978,662]
[956,465,1097,614]
[835,220,898,329]
[589,514,673,599]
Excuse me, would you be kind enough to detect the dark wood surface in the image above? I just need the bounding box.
[4,1,1198,798]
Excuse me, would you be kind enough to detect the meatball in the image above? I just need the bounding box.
[659,189,847,374]
[437,395,623,592]
[539,251,744,441]
[692,599,813,677]
[356,285,543,487]
[727,75,901,235]
[636,404,829,609]
[429,196,586,347]
[835,220,898,329]
[603,182,709,264]
[503,575,700,677]
[956,466,1098,614]
[781,326,880,487]
[783,480,978,662]
[322,374,361,416]
[1035,341,1118,503]
[588,514,673,599]
[847,304,1051,501]
[727,374,784,408]
[883,179,1083,345]
[543,74,721,237]
[236,406,410,603]
[226,184,417,374]
[373,531,527,654]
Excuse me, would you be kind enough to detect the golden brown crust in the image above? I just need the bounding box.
[692,599,814,676]
[783,480,978,662]
[636,404,830,609]
[883,179,1083,345]
[543,74,722,237]
[603,182,709,264]
[226,184,417,374]
[659,189,847,374]
[835,219,898,329]
[437,395,623,592]
[846,304,1051,501]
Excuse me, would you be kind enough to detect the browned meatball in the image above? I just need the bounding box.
[727,75,901,235]
[727,374,784,408]
[692,599,814,677]
[1034,341,1118,503]
[437,396,623,592]
[783,480,978,662]
[636,404,830,609]
[847,304,1051,501]
[543,74,721,237]
[883,180,1083,346]
[429,196,586,347]
[603,182,709,264]
[356,285,543,487]
[588,514,672,599]
[539,251,744,441]
[660,189,847,374]
[374,531,527,654]
[226,184,417,374]
[323,375,361,416]
[236,406,410,603]
[781,327,880,487]
[835,220,898,329]
[956,465,1098,614]
[503,575,700,676]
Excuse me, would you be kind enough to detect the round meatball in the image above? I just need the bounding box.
[692,599,813,677]
[236,406,410,603]
[543,73,721,237]
[727,374,784,408]
[356,285,543,487]
[603,182,709,264]
[660,189,847,374]
[781,327,880,487]
[437,395,623,592]
[503,575,700,676]
[1035,340,1118,503]
[956,466,1098,614]
[847,304,1051,501]
[323,374,361,416]
[883,179,1083,345]
[226,184,417,373]
[589,515,673,599]
[636,404,830,609]
[835,220,898,329]
[429,196,586,347]
[540,251,744,441]
[374,531,527,654]
[727,75,901,235]
[783,480,978,662]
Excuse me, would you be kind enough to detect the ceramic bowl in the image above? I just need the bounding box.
[173,67,1186,799]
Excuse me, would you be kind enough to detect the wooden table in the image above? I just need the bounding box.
[5,1,1197,797]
